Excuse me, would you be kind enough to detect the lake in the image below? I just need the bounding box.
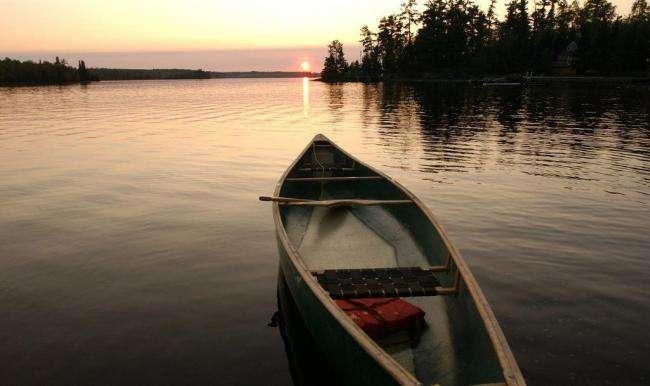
[1,79,648,385]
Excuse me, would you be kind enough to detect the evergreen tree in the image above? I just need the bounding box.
[321,40,348,80]
[377,15,406,74]
[619,0,650,73]
[530,0,558,72]
[487,0,498,27]
[412,0,448,73]
[574,0,617,73]
[400,0,420,44]
[499,0,531,72]
[360,25,382,77]
[78,60,89,83]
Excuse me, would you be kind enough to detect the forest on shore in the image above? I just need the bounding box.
[0,57,315,86]
[0,58,211,86]
[321,0,650,81]
[0,57,95,86]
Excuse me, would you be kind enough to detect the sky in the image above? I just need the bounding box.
[0,0,637,71]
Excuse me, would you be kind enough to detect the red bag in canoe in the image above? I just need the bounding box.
[336,298,425,339]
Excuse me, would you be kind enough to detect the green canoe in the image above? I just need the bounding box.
[262,134,525,386]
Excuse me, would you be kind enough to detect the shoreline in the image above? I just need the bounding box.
[1,73,319,87]
[315,75,650,87]
[3,75,648,88]
[0,81,95,88]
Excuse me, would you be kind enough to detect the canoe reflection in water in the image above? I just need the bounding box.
[274,269,340,386]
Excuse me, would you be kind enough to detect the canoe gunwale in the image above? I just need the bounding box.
[271,134,525,386]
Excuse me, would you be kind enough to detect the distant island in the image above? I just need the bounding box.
[89,68,211,81]
[0,57,317,86]
[320,0,650,82]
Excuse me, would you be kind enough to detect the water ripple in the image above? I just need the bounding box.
[0,79,648,385]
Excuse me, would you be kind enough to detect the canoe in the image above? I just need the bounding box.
[262,134,525,386]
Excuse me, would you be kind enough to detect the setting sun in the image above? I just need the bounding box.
[301,61,311,72]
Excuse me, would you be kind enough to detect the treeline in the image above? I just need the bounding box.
[88,68,210,81]
[322,0,650,80]
[0,57,95,85]
[0,57,211,85]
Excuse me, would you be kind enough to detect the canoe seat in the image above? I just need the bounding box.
[313,267,441,299]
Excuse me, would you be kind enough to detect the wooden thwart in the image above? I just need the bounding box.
[259,196,413,207]
[285,176,384,182]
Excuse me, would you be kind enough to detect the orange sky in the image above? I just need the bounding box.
[0,0,637,70]
[1,1,407,52]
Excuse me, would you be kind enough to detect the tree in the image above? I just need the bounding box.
[78,60,89,83]
[487,0,498,27]
[321,40,348,81]
[581,0,616,23]
[377,15,406,74]
[530,0,560,72]
[631,0,650,19]
[360,25,382,78]
[348,60,362,78]
[618,0,650,73]
[412,0,447,72]
[499,0,531,72]
[400,0,420,44]
[445,0,477,72]
[556,0,578,35]
[474,0,497,72]
[574,0,617,73]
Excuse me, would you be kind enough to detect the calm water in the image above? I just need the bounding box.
[1,79,648,385]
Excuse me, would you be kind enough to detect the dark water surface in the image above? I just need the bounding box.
[1,79,648,385]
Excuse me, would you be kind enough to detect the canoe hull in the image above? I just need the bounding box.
[268,134,525,386]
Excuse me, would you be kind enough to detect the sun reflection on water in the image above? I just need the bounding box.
[302,77,310,117]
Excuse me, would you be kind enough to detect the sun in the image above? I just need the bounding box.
[300,61,311,72]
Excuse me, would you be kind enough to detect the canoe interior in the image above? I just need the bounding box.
[278,139,507,386]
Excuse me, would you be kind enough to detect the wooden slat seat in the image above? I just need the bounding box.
[313,267,442,299]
